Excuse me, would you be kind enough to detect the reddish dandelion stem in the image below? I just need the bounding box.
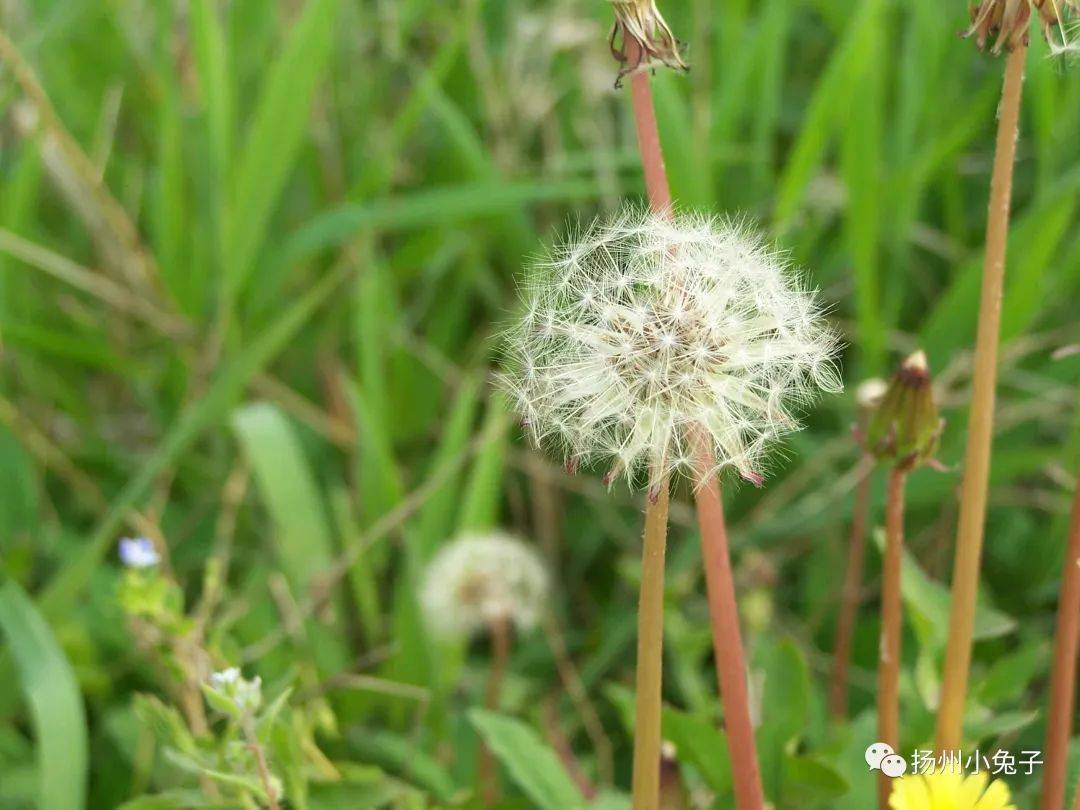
[479,618,511,806]
[877,468,906,809]
[693,438,766,810]
[1040,484,1080,810]
[830,454,875,719]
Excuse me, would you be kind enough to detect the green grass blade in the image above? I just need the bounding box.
[455,394,510,534]
[231,402,336,591]
[0,579,87,810]
[223,0,342,298]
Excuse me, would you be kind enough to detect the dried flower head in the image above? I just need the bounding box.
[501,208,841,490]
[118,536,161,568]
[421,533,548,639]
[865,351,943,470]
[608,0,687,84]
[965,0,1078,53]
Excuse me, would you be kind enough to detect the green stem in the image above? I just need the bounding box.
[631,479,671,810]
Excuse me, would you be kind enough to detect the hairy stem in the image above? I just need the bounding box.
[693,434,765,810]
[632,479,671,810]
[1040,484,1080,810]
[479,618,511,806]
[878,468,906,809]
[935,42,1027,751]
[830,454,875,719]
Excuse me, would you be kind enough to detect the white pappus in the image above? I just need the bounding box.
[500,207,841,490]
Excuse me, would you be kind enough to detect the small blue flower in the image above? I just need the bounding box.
[118,537,161,568]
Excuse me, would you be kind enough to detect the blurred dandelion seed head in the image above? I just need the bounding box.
[421,533,549,639]
[500,208,841,489]
[965,0,1079,54]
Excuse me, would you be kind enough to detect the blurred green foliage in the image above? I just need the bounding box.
[0,0,1077,807]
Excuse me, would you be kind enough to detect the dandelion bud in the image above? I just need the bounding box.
[865,351,942,470]
[608,0,687,83]
[500,207,841,490]
[420,533,549,639]
[965,0,1078,54]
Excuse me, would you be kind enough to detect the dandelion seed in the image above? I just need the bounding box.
[500,207,841,490]
[118,536,161,569]
[420,533,549,639]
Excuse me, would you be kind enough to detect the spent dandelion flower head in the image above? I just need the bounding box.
[118,536,161,569]
[965,0,1079,54]
[608,0,687,84]
[500,207,842,491]
[421,533,549,639]
[889,769,1015,810]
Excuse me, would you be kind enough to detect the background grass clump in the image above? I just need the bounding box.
[0,0,1077,807]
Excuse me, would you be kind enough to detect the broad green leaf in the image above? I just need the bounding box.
[469,709,586,810]
[0,579,87,810]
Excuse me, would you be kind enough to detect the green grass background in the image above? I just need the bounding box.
[0,0,1078,807]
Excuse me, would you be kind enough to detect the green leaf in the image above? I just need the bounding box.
[232,402,336,591]
[603,683,732,796]
[468,709,586,810]
[874,529,1017,648]
[783,755,850,801]
[0,579,87,810]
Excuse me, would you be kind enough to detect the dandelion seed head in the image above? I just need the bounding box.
[500,207,842,488]
[421,533,549,639]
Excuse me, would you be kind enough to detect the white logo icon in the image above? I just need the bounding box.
[881,754,908,778]
[866,743,908,778]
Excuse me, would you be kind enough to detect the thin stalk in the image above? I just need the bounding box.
[830,453,875,718]
[631,479,671,810]
[877,468,907,810]
[241,715,280,810]
[692,440,765,810]
[479,618,511,806]
[935,42,1027,751]
[1040,484,1080,810]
